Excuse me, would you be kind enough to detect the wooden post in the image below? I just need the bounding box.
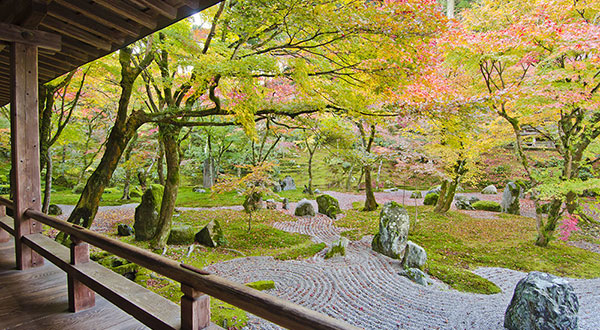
[0,205,9,243]
[181,284,210,330]
[10,42,44,270]
[68,237,95,312]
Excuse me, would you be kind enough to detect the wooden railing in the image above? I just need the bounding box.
[0,197,361,330]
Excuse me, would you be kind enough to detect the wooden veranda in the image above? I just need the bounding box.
[0,1,361,329]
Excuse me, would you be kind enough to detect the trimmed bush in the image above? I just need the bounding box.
[423,192,439,206]
[472,200,501,212]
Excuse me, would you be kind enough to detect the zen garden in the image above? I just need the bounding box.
[1,0,600,329]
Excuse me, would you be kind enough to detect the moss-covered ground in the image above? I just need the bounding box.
[337,204,600,295]
[99,209,324,328]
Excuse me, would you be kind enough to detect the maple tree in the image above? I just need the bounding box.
[57,0,445,244]
[450,0,600,245]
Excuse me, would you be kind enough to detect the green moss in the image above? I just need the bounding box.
[245,280,276,290]
[167,225,196,245]
[472,200,501,212]
[423,193,439,206]
[275,242,326,260]
[426,263,501,294]
[324,244,345,259]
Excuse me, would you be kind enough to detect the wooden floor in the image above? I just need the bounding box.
[0,239,149,330]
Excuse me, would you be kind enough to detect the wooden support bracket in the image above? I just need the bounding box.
[0,22,61,51]
[181,284,211,330]
[68,238,95,312]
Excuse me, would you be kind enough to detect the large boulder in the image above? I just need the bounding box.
[401,241,427,269]
[501,182,521,215]
[294,199,315,217]
[48,204,63,216]
[195,220,226,247]
[280,176,296,191]
[371,202,410,259]
[167,225,195,245]
[426,185,441,196]
[505,272,579,330]
[316,194,341,219]
[134,184,164,241]
[481,185,498,194]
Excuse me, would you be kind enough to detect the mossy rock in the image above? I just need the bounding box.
[103,187,118,194]
[90,251,112,261]
[98,255,129,268]
[130,188,143,198]
[472,200,501,212]
[134,184,164,241]
[325,237,349,259]
[423,192,439,206]
[245,280,276,291]
[316,194,342,219]
[48,204,63,216]
[167,225,196,245]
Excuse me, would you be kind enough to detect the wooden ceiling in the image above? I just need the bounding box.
[0,0,221,106]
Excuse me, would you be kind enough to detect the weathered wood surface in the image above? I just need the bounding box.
[0,0,223,106]
[10,41,44,270]
[24,208,362,330]
[0,239,149,330]
[23,233,182,330]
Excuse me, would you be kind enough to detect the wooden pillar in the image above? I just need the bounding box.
[0,205,9,243]
[10,42,43,270]
[68,238,95,312]
[181,284,210,330]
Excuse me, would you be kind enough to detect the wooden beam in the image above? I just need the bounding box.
[47,2,126,45]
[59,35,102,59]
[39,53,75,72]
[40,16,112,51]
[10,42,44,270]
[136,0,177,19]
[68,240,96,312]
[54,0,142,37]
[0,22,61,51]
[93,0,158,30]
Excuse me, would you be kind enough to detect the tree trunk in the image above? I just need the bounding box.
[363,166,378,211]
[434,180,449,213]
[307,150,314,195]
[345,163,354,191]
[157,140,166,186]
[356,168,364,192]
[42,148,52,214]
[151,125,181,249]
[535,199,562,247]
[121,178,131,200]
[58,48,149,244]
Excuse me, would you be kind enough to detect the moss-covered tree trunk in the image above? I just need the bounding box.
[363,166,378,211]
[57,47,152,243]
[535,198,562,247]
[157,140,166,186]
[151,124,181,248]
[42,149,52,214]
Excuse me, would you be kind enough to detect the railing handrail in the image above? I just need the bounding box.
[0,197,360,330]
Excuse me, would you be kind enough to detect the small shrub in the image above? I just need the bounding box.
[472,200,501,212]
[423,193,439,206]
[130,188,143,198]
